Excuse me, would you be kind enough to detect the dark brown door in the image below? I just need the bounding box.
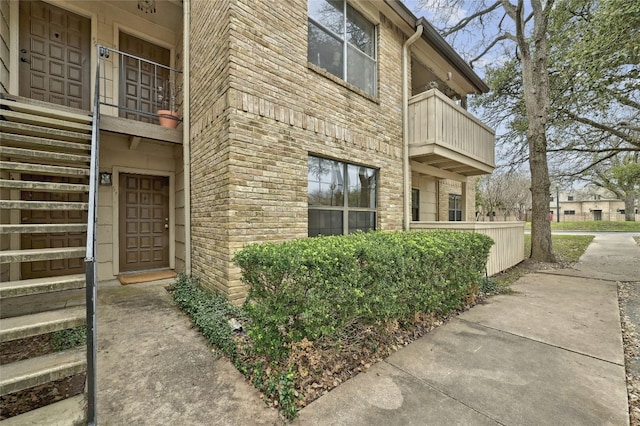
[119,32,170,123]
[19,1,91,109]
[21,175,87,279]
[119,174,170,273]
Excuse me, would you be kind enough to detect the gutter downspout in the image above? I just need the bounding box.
[183,0,192,274]
[402,24,423,231]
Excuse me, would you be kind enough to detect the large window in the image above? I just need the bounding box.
[308,155,377,236]
[448,194,462,221]
[308,0,377,96]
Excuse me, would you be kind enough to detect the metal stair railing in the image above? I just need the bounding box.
[84,45,107,426]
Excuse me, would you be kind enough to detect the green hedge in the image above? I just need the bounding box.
[234,230,493,360]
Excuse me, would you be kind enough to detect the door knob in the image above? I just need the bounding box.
[20,49,27,54]
[20,57,31,64]
[165,224,169,229]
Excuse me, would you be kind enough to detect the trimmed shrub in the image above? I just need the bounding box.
[234,230,493,360]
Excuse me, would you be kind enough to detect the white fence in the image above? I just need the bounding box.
[410,221,526,276]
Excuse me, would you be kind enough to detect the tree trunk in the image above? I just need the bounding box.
[518,1,556,263]
[624,194,636,221]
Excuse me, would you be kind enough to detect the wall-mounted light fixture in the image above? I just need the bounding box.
[137,0,156,13]
[99,172,112,186]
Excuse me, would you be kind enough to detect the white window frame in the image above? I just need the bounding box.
[307,0,378,96]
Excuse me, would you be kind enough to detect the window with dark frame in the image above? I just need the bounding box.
[307,0,377,96]
[411,188,419,221]
[564,210,576,215]
[448,194,462,221]
[308,155,377,237]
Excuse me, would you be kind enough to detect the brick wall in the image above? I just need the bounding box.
[189,0,409,302]
[189,0,235,296]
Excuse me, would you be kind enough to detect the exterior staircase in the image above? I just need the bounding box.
[0,94,92,424]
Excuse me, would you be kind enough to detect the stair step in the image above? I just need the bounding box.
[0,146,90,164]
[0,274,85,298]
[0,200,88,211]
[0,247,86,264]
[0,110,91,133]
[0,98,92,124]
[0,121,92,144]
[0,394,86,426]
[0,306,86,343]
[0,180,89,193]
[0,161,90,177]
[0,132,91,153]
[0,223,87,234]
[0,347,86,395]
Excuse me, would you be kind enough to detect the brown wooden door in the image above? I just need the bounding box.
[21,175,87,279]
[119,32,170,123]
[119,174,170,273]
[19,1,91,109]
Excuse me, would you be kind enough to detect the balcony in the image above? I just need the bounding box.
[408,89,495,176]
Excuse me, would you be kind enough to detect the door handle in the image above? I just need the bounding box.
[20,57,31,64]
[164,224,169,229]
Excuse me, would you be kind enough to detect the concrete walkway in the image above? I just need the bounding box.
[96,280,280,425]
[295,233,638,425]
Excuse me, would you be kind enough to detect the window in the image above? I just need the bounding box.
[568,195,574,201]
[308,155,377,236]
[448,194,462,221]
[564,210,576,215]
[550,196,554,202]
[411,189,419,221]
[308,0,377,96]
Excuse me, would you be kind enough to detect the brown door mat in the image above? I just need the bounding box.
[118,270,177,285]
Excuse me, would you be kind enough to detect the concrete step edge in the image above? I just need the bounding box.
[0,161,90,177]
[0,223,87,234]
[0,274,86,299]
[0,110,92,133]
[0,347,87,396]
[0,180,90,193]
[0,121,92,143]
[0,247,86,264]
[0,393,87,426]
[0,201,88,211]
[0,132,91,152]
[0,98,92,124]
[0,146,90,163]
[0,306,86,343]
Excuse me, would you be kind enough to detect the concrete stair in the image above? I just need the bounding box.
[0,394,87,426]
[1,94,92,423]
[0,274,86,298]
[0,347,87,395]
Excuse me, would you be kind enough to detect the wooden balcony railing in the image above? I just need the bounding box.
[408,89,495,176]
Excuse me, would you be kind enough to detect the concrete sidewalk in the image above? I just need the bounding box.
[295,233,638,425]
[96,280,280,425]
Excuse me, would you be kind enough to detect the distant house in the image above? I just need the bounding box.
[550,186,639,221]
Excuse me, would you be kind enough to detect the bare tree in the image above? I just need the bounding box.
[477,171,531,221]
[416,0,557,261]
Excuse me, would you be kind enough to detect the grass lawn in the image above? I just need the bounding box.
[524,234,594,262]
[525,221,640,232]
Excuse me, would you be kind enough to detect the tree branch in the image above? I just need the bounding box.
[469,33,517,67]
[563,111,640,147]
[442,0,503,36]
